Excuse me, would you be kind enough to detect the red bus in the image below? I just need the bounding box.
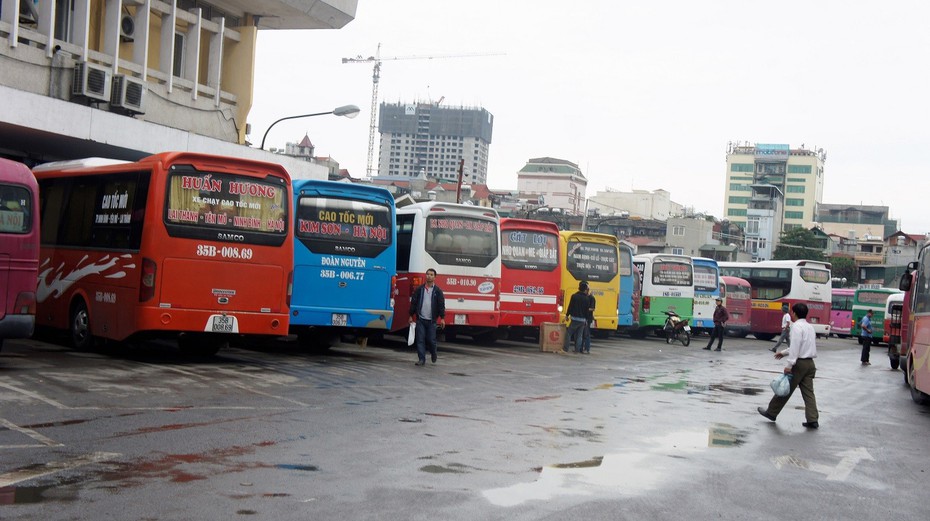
[899,245,930,403]
[499,218,561,340]
[393,202,501,343]
[32,152,292,355]
[0,158,40,351]
[721,275,751,337]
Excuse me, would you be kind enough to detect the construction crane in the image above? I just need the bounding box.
[342,43,504,176]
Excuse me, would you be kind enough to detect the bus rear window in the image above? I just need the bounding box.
[693,265,718,292]
[652,262,692,286]
[566,241,618,283]
[165,168,288,246]
[726,284,751,300]
[800,268,830,284]
[0,184,33,234]
[296,196,392,257]
[426,215,498,268]
[501,230,558,271]
[857,291,894,305]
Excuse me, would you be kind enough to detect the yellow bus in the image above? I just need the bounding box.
[559,231,620,337]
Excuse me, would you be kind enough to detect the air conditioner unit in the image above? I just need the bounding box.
[111,74,146,114]
[72,62,112,102]
[120,15,135,42]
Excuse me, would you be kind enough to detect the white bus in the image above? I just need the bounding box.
[393,202,501,343]
[719,260,832,339]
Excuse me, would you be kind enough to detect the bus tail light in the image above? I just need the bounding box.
[140,258,156,302]
[14,291,36,314]
[643,296,651,315]
[286,271,293,307]
[411,275,423,288]
[558,290,565,313]
[390,275,397,308]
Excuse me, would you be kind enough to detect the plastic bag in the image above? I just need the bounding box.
[770,373,792,397]
[407,323,416,346]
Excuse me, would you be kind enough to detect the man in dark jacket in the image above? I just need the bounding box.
[563,281,590,353]
[409,268,446,366]
[704,297,730,351]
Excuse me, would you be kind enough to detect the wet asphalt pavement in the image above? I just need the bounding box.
[1,331,928,520]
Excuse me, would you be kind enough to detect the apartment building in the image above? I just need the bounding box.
[0,0,356,177]
[723,142,825,232]
[376,102,493,184]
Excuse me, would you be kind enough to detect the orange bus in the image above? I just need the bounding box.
[32,152,292,355]
[499,218,561,340]
[0,158,40,351]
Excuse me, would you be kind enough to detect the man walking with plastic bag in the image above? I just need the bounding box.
[757,302,820,429]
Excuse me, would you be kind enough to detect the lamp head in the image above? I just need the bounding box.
[333,104,361,119]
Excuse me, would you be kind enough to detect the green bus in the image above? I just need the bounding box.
[851,286,902,343]
[632,253,694,335]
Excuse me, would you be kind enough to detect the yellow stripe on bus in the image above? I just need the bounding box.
[751,301,784,311]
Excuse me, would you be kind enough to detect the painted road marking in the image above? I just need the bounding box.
[772,447,874,481]
[0,452,121,488]
[0,418,64,448]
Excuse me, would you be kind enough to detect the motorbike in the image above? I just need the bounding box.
[663,310,691,346]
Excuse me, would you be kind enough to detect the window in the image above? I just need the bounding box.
[786,185,805,193]
[173,32,186,78]
[0,184,33,234]
[746,217,760,235]
[787,165,812,174]
[729,184,751,192]
[728,208,747,217]
[671,247,684,255]
[784,211,804,219]
[672,225,685,236]
[785,198,805,206]
[787,177,805,183]
[729,196,750,204]
[730,163,753,172]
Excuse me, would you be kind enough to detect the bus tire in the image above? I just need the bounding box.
[70,300,96,351]
[754,333,776,341]
[907,355,930,404]
[890,356,900,370]
[297,329,337,352]
[178,333,226,356]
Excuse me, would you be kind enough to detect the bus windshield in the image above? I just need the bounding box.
[425,215,498,267]
[165,167,288,245]
[726,283,751,300]
[652,261,692,286]
[501,229,558,271]
[565,241,618,282]
[0,184,33,234]
[296,196,392,257]
[857,290,895,305]
[693,264,718,292]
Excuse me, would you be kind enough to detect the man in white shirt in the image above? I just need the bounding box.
[758,302,820,429]
[770,303,792,353]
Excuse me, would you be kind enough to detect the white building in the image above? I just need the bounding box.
[588,188,683,221]
[516,157,586,215]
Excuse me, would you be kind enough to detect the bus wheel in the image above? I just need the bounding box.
[754,333,776,341]
[70,300,96,351]
[473,332,498,345]
[297,329,337,352]
[178,333,226,356]
[908,355,929,405]
[890,351,900,370]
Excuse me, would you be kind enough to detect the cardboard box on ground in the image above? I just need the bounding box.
[540,322,566,352]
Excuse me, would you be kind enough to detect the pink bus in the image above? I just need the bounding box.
[721,276,752,337]
[0,158,39,351]
[831,288,855,338]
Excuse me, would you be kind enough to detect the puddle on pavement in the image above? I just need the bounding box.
[483,425,745,506]
[420,463,470,474]
[275,464,319,471]
[0,483,80,505]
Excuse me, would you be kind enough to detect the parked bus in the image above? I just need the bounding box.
[560,231,620,337]
[0,158,39,351]
[850,286,902,343]
[720,275,751,337]
[830,287,855,338]
[289,180,396,347]
[498,218,561,340]
[884,292,905,370]
[691,257,721,334]
[632,253,694,336]
[719,260,832,339]
[32,152,293,355]
[393,202,501,342]
[898,244,930,404]
[617,244,636,332]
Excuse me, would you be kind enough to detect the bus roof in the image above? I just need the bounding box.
[721,275,750,286]
[719,259,832,270]
[0,157,37,188]
[559,230,619,245]
[32,157,130,172]
[397,201,499,219]
[500,217,560,232]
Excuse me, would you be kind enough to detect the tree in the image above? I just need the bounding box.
[828,256,856,286]
[772,228,826,261]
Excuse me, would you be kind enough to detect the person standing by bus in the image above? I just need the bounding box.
[564,281,590,353]
[859,309,874,366]
[758,302,819,429]
[410,268,446,366]
[704,297,729,351]
[581,286,596,354]
[771,304,792,353]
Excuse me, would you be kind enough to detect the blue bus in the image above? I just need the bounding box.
[617,244,636,331]
[290,180,396,348]
[691,257,721,334]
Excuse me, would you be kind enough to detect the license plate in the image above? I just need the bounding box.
[684,325,691,332]
[208,315,238,333]
[523,316,533,326]
[332,313,348,327]
[454,314,466,325]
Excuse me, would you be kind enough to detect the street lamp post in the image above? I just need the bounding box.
[260,104,360,150]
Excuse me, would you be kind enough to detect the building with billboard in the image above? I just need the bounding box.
[377,102,493,184]
[723,142,825,233]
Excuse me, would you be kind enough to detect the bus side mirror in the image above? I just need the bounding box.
[899,273,912,292]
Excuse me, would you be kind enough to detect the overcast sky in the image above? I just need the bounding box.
[252,0,930,234]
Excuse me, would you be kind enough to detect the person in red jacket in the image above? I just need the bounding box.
[703,297,730,351]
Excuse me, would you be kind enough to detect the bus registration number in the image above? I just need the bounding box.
[523,316,533,325]
[207,314,239,333]
[332,313,348,327]
[454,315,467,325]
